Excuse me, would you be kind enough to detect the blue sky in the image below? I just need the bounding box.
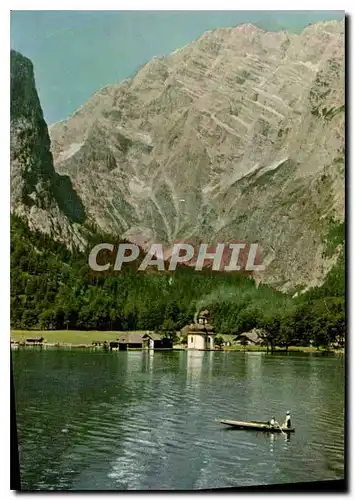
[11,11,344,124]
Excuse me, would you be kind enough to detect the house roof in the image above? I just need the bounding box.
[181,323,214,334]
[147,333,165,341]
[117,332,146,344]
[116,331,165,343]
[235,329,265,344]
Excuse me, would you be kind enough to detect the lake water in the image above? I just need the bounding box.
[12,349,344,490]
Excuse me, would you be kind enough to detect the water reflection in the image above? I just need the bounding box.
[207,351,214,379]
[141,349,154,374]
[283,432,291,447]
[269,432,275,454]
[269,430,291,456]
[246,352,263,380]
[186,350,204,383]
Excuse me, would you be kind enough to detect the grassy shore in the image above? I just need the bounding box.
[10,330,344,354]
[11,329,121,345]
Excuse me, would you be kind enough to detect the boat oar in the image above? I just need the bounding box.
[275,421,286,436]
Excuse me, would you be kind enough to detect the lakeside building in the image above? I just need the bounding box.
[25,336,44,345]
[234,329,265,346]
[115,332,173,350]
[181,310,216,350]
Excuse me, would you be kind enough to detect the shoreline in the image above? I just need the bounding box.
[10,330,344,354]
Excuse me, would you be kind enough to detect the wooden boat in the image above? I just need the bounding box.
[217,419,295,432]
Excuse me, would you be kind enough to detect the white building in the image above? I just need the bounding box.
[182,309,216,350]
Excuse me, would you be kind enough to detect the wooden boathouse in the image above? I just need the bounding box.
[115,332,173,350]
[25,336,44,346]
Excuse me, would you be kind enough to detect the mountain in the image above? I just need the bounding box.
[10,50,87,249]
[49,20,345,291]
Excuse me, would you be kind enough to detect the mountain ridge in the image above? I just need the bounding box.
[10,49,87,250]
[13,19,345,291]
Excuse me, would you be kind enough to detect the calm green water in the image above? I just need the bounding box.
[12,349,344,490]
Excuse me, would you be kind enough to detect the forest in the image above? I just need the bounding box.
[10,214,345,349]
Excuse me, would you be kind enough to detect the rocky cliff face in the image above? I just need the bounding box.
[10,50,86,249]
[49,20,345,290]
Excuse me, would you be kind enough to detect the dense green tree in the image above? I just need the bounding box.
[10,214,345,349]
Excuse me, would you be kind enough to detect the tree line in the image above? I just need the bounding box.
[10,215,345,349]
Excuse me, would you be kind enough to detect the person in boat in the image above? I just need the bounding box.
[284,411,291,428]
[270,417,278,428]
